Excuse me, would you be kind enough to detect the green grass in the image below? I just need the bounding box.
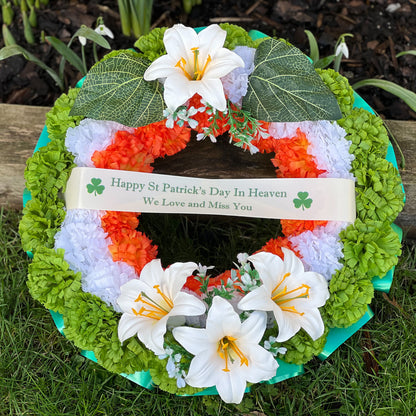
[1,208,416,415]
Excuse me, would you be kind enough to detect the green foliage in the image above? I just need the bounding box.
[134,27,167,61]
[324,267,374,327]
[242,38,342,122]
[353,78,416,113]
[70,50,165,127]
[117,0,153,38]
[0,44,64,89]
[27,247,81,313]
[316,68,355,116]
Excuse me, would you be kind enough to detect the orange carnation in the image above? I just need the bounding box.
[92,130,154,172]
[107,229,158,274]
[257,237,300,259]
[133,119,191,158]
[101,211,139,235]
[271,129,326,178]
[281,219,328,237]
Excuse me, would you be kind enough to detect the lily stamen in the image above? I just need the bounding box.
[272,284,310,303]
[218,336,249,372]
[195,54,212,81]
[153,284,174,309]
[280,306,305,316]
[175,58,192,80]
[133,292,171,320]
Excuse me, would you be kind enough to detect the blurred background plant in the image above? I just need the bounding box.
[0,17,111,90]
[305,30,416,113]
[1,0,49,45]
[117,0,201,37]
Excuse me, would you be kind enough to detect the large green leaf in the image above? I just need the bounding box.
[70,50,165,127]
[242,38,342,122]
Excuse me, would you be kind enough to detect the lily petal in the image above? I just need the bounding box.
[118,313,142,344]
[143,54,178,81]
[216,368,247,404]
[186,349,224,388]
[163,262,198,298]
[237,286,275,312]
[163,24,200,63]
[206,296,241,340]
[173,326,212,356]
[204,48,245,79]
[192,78,227,112]
[198,24,227,59]
[163,73,196,111]
[169,291,206,317]
[239,311,267,345]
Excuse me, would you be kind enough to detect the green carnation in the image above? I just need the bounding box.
[277,328,328,365]
[341,219,402,279]
[337,108,389,161]
[219,23,263,49]
[149,357,203,395]
[27,247,81,314]
[316,68,354,116]
[46,88,83,143]
[134,27,168,61]
[19,197,66,254]
[354,154,404,223]
[63,291,119,351]
[63,291,154,375]
[24,137,75,199]
[323,266,374,328]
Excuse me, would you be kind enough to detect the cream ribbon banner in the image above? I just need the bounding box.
[65,167,356,222]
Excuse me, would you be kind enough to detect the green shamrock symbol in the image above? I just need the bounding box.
[87,178,105,196]
[293,192,313,210]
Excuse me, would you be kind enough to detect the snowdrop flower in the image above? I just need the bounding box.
[78,35,87,46]
[238,249,329,342]
[335,40,349,59]
[173,296,278,404]
[117,259,206,355]
[95,23,114,39]
[144,24,244,112]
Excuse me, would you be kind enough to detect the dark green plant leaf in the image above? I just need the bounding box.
[46,36,86,75]
[304,30,320,63]
[0,44,64,90]
[314,54,336,69]
[69,50,165,127]
[352,78,416,112]
[242,38,342,122]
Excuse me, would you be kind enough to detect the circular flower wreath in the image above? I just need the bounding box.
[20,24,404,404]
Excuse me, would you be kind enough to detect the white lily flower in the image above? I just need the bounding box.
[238,249,329,342]
[143,24,244,112]
[117,259,206,355]
[173,296,278,404]
[95,24,114,39]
